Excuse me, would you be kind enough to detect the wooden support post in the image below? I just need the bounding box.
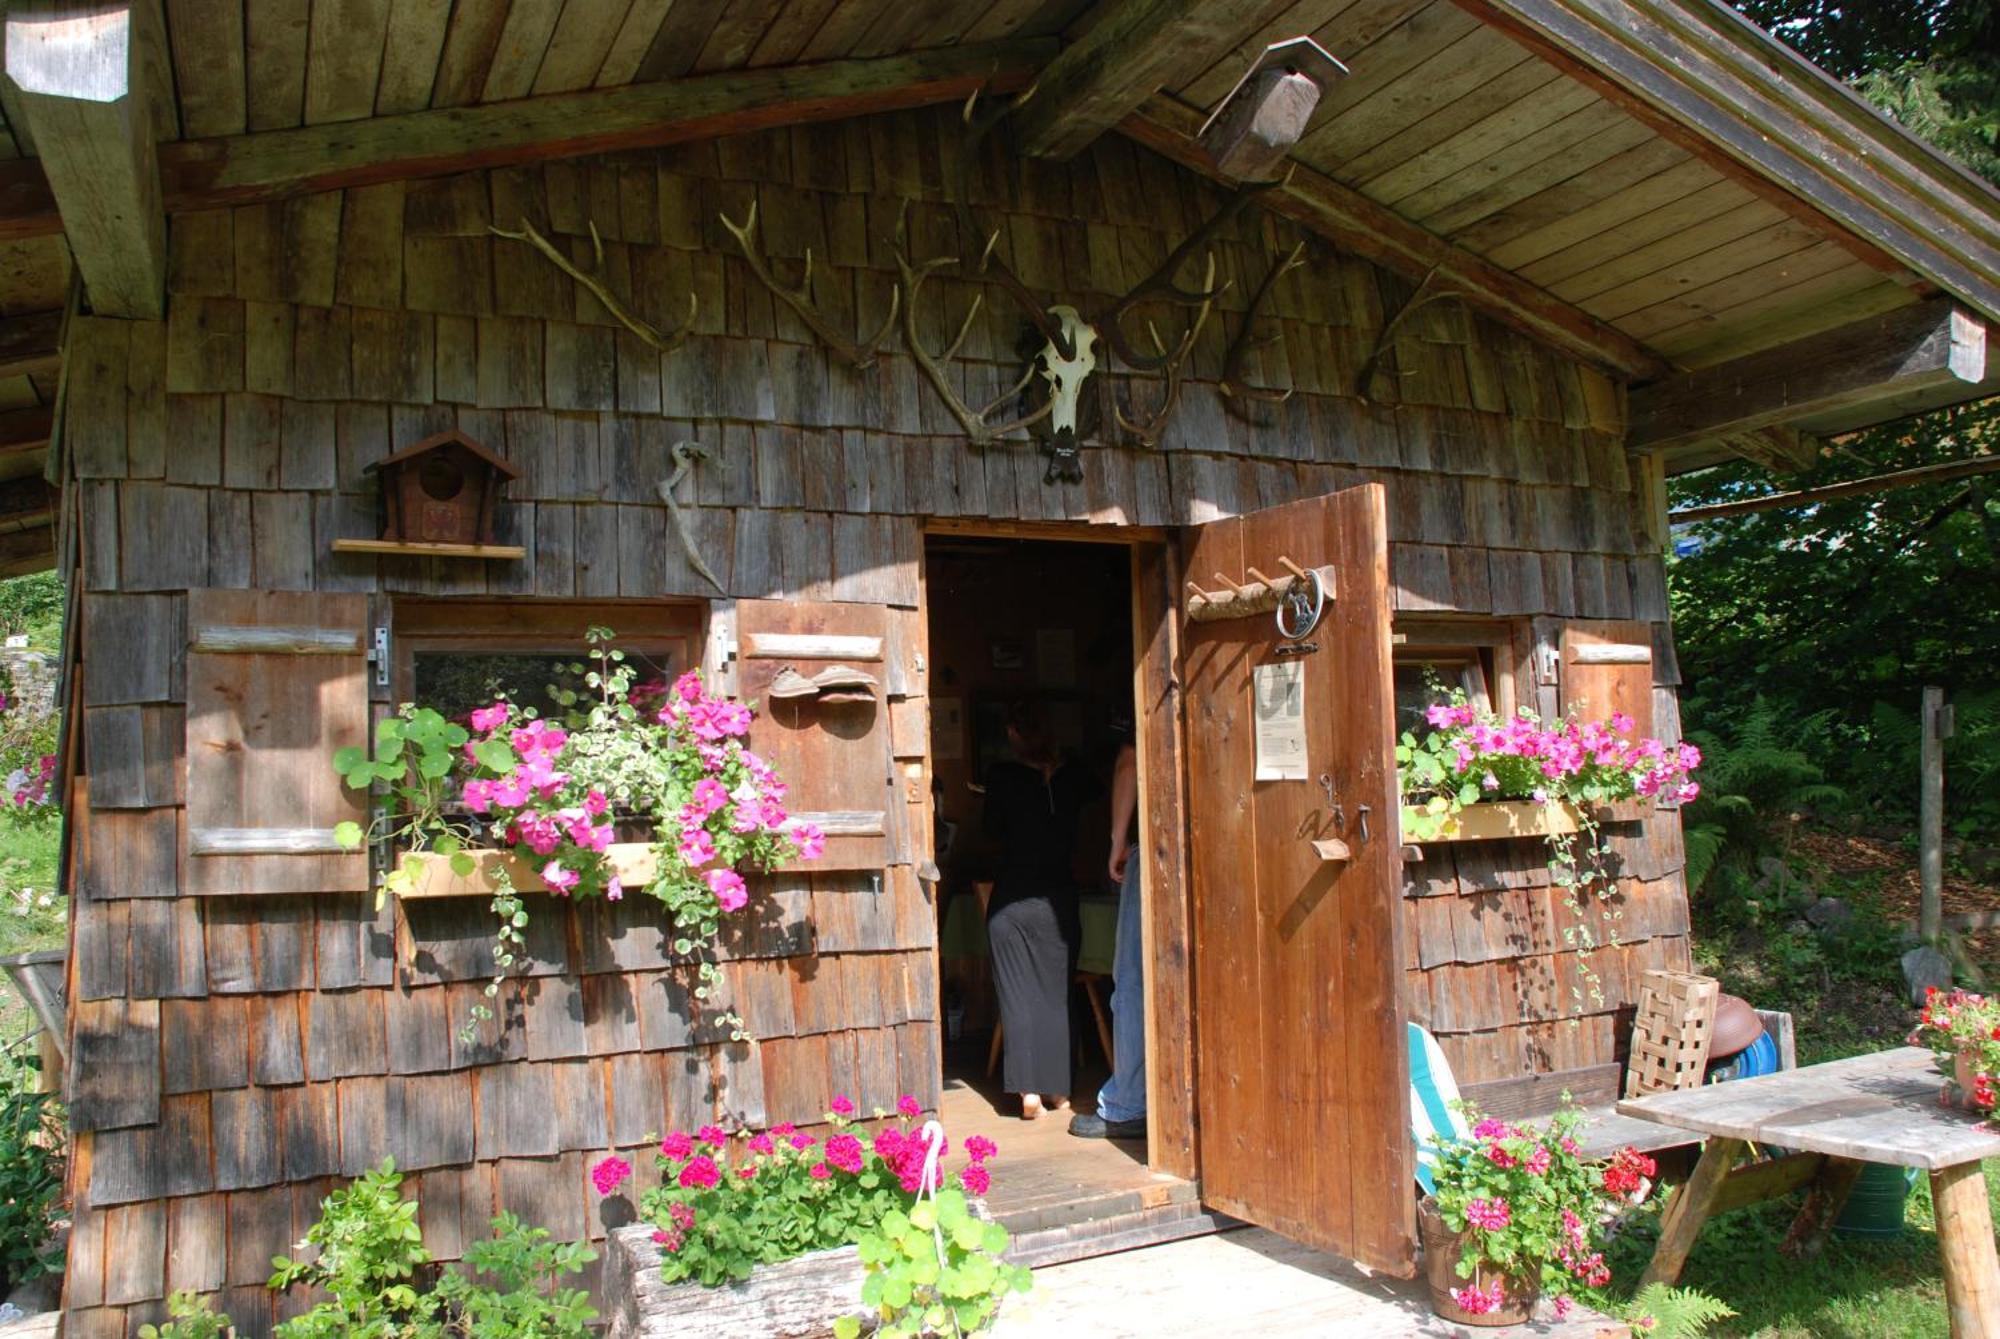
[4,1,169,319]
[1922,685,1948,944]
[1641,1136,1746,1288]
[1932,1161,2000,1339]
[1778,1156,1864,1260]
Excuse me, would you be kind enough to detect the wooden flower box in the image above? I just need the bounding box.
[1399,799,1649,844]
[602,1224,873,1339]
[398,842,659,899]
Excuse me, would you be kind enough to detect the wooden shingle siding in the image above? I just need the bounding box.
[58,101,1684,1333]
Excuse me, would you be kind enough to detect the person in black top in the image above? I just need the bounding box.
[983,698,1095,1119]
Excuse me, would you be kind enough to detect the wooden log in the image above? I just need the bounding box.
[1921,686,1947,943]
[602,1225,874,1339]
[1779,1155,1864,1260]
[4,1,169,317]
[1931,1161,2000,1339]
[1640,1135,1745,1288]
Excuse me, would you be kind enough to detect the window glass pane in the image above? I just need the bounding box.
[1393,654,1490,737]
[413,647,679,725]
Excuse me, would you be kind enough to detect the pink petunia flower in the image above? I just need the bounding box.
[707,867,749,912]
[470,702,510,734]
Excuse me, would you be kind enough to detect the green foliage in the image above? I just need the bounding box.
[0,573,61,648]
[1627,1283,1737,1337]
[270,1161,595,1339]
[834,1191,1031,1339]
[137,1291,235,1339]
[0,1063,62,1295]
[1678,699,1846,895]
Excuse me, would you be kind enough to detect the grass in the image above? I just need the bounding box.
[0,817,64,1080]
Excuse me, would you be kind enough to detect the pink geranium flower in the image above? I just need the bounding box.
[591,1155,632,1196]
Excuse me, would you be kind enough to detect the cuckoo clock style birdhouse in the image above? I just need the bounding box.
[342,429,522,557]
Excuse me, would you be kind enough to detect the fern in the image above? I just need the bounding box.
[1629,1283,1736,1338]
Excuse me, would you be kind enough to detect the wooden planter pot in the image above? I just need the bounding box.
[1417,1198,1539,1326]
[602,1224,873,1339]
[1399,799,1648,844]
[399,842,659,899]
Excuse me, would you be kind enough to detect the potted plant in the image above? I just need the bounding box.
[331,628,822,1033]
[1911,986,2000,1115]
[1422,1105,1656,1325]
[593,1095,1030,1338]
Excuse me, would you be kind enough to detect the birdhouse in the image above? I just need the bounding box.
[364,429,518,547]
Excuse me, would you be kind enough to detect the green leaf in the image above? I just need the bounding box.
[332,746,366,773]
[332,821,365,850]
[450,852,477,878]
[473,739,519,773]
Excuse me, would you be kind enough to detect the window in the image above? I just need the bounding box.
[392,600,703,720]
[1391,618,1525,737]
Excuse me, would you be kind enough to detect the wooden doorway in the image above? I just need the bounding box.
[1178,483,1415,1276]
[919,522,1204,1253]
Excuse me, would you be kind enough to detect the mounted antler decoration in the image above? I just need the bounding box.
[721,201,899,371]
[887,88,1274,483]
[491,219,697,353]
[658,440,723,595]
[1356,266,1463,404]
[1221,240,1307,408]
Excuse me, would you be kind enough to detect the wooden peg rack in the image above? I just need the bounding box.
[1185,556,1330,623]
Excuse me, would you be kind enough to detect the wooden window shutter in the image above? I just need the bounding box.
[734,599,896,872]
[184,590,371,895]
[1558,619,1655,735]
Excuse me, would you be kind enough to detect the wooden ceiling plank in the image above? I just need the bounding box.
[695,0,793,74]
[0,474,54,525]
[1477,151,1711,269]
[1629,297,1987,450]
[4,1,169,319]
[1615,239,1860,343]
[747,0,841,69]
[0,311,62,380]
[374,0,454,114]
[0,406,52,452]
[1357,76,1596,203]
[1305,0,1480,127]
[1298,25,1532,170]
[1316,50,1562,185]
[796,0,900,63]
[1519,176,1753,290]
[0,519,55,578]
[634,0,733,81]
[303,0,392,125]
[480,0,565,103]
[429,2,510,107]
[533,0,636,94]
[1123,95,1669,378]
[244,0,310,131]
[1449,133,1687,256]
[1417,108,1654,235]
[596,0,675,84]
[1655,272,1914,367]
[158,39,1055,210]
[165,0,247,136]
[1174,0,1358,111]
[1578,212,1820,318]
[1013,0,1296,161]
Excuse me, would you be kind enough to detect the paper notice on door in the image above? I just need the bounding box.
[1252,660,1308,781]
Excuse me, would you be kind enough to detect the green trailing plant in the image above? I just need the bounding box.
[137,1291,235,1339]
[430,1212,597,1338]
[835,1189,1032,1339]
[0,1063,63,1296]
[1627,1282,1737,1337]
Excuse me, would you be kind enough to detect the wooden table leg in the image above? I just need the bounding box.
[1780,1156,1865,1259]
[1642,1137,1748,1288]
[1932,1162,2000,1339]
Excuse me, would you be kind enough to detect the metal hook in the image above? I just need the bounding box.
[1356,804,1372,843]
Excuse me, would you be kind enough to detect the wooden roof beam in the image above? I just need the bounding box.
[1122,97,1670,381]
[1630,298,1990,451]
[3,1,169,318]
[1013,0,1289,160]
[0,516,55,577]
[0,311,63,381]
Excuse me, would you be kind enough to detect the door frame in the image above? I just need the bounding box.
[918,518,1198,1180]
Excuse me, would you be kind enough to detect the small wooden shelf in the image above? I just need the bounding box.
[1400,798,1650,843]
[332,539,526,559]
[399,843,658,899]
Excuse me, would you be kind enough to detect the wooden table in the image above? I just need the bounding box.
[1618,1047,2000,1338]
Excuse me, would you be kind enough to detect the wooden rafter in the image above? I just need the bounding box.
[1668,453,2000,524]
[3,0,169,318]
[1121,96,1671,381]
[1630,298,1990,451]
[0,310,62,381]
[1013,0,1294,160]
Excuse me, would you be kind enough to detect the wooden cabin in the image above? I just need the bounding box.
[1,0,1992,1333]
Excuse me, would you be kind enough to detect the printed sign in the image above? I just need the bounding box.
[1253,660,1308,781]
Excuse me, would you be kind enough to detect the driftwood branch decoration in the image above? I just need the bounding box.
[491,219,697,354]
[658,440,724,595]
[1355,265,1462,404]
[1221,240,1308,404]
[719,201,898,371]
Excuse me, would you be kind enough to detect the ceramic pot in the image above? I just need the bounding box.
[1417,1198,1540,1327]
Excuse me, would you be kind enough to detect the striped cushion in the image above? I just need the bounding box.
[1408,1022,1468,1196]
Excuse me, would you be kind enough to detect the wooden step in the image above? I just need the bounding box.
[1006,1200,1243,1270]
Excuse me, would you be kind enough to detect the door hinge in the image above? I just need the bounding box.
[370,626,390,688]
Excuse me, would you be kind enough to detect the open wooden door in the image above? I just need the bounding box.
[1182,483,1414,1275]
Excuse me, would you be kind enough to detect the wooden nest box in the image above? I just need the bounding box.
[366,429,518,547]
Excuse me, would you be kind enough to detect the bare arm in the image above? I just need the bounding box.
[1107,743,1138,883]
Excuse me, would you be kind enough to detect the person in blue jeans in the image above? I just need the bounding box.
[1070,739,1147,1141]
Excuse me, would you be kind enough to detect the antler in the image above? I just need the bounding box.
[1094,183,1269,371]
[950,87,1071,357]
[719,201,897,371]
[1113,254,1216,449]
[891,206,1054,447]
[657,441,724,595]
[490,219,696,354]
[1220,241,1308,403]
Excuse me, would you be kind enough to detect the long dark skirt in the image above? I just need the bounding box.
[988,897,1073,1096]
